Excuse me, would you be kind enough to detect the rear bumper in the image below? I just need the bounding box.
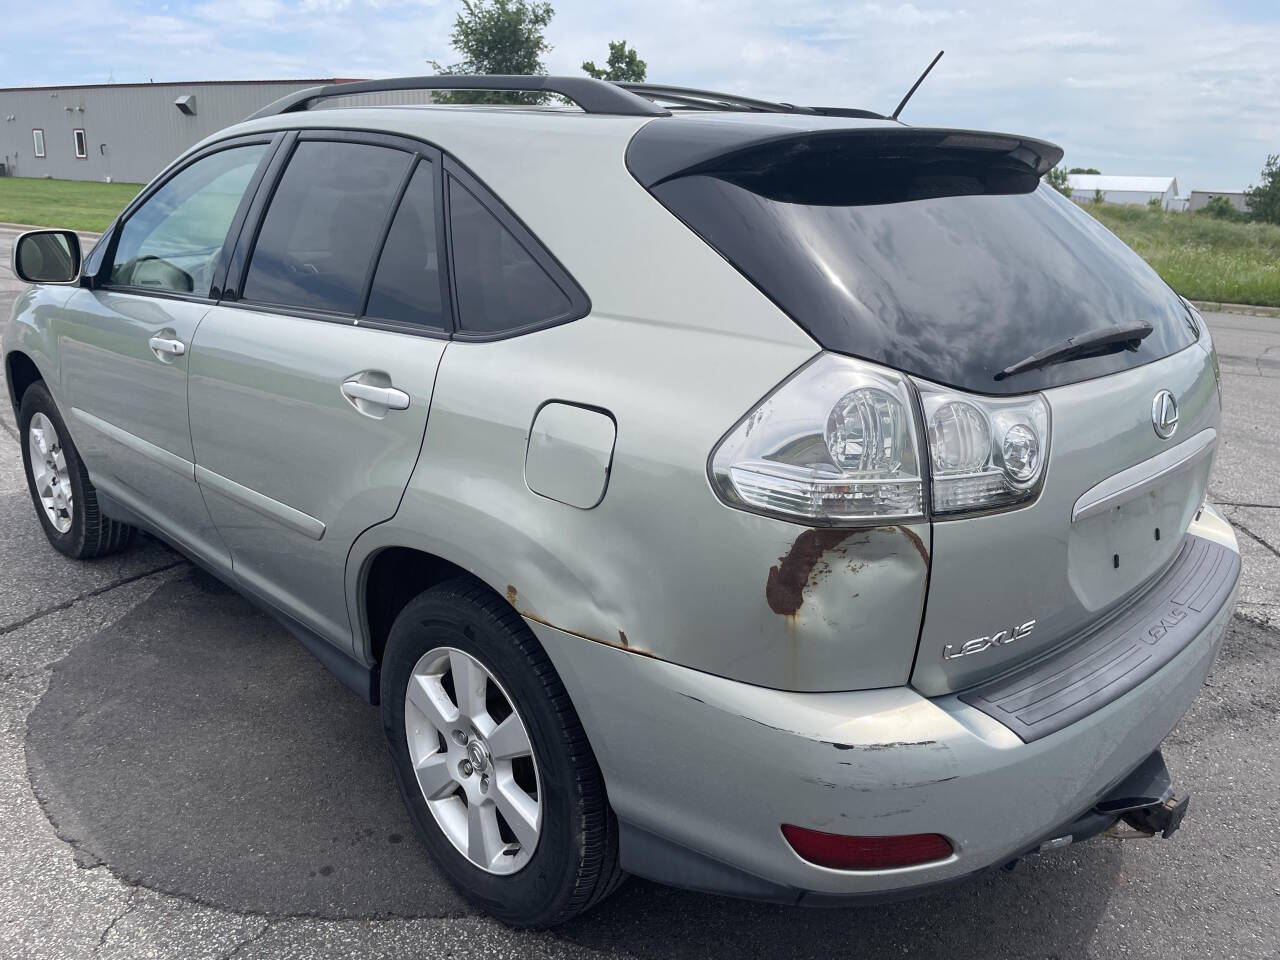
[531,507,1239,901]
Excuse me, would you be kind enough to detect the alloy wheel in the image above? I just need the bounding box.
[404,646,542,874]
[28,412,73,534]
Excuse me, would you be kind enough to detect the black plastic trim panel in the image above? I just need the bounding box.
[960,535,1238,743]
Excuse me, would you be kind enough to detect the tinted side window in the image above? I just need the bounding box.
[242,141,410,315]
[110,144,267,295]
[448,177,572,335]
[365,161,444,329]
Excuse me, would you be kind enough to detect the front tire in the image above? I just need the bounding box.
[18,382,135,559]
[381,577,623,927]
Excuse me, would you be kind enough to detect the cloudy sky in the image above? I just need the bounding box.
[4,0,1278,191]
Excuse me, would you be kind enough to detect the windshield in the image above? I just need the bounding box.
[650,153,1197,395]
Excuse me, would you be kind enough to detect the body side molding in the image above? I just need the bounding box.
[195,464,326,541]
[71,407,195,481]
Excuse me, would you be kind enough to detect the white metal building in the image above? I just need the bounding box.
[1188,190,1248,214]
[0,80,437,184]
[1066,174,1180,210]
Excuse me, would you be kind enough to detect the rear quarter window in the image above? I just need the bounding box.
[446,172,587,338]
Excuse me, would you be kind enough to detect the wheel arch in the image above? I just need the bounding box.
[4,283,71,414]
[357,543,505,667]
[347,496,617,670]
[6,350,45,411]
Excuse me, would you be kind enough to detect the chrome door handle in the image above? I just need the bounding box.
[148,336,186,357]
[341,380,410,410]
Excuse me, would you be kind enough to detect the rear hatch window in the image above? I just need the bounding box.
[636,126,1198,395]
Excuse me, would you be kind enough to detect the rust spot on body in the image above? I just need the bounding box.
[516,608,661,661]
[506,584,518,606]
[766,528,857,616]
[895,525,930,567]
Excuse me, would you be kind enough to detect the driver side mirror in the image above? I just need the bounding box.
[12,229,82,284]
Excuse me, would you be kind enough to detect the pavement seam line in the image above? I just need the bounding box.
[0,559,187,638]
[1229,516,1280,560]
[92,889,138,956]
[217,919,277,960]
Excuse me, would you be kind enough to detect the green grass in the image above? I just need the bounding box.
[1084,202,1280,308]
[0,176,142,232]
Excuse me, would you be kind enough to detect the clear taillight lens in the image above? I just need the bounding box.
[916,381,1050,515]
[710,354,924,523]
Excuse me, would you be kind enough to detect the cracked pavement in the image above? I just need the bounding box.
[0,225,1278,958]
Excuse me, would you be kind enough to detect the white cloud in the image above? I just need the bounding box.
[855,2,967,26]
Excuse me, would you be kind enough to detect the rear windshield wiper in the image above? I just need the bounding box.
[995,322,1155,381]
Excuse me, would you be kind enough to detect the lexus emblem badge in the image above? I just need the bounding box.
[1151,390,1179,440]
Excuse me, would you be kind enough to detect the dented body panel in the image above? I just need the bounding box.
[349,316,931,691]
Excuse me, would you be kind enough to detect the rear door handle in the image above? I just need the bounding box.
[341,380,410,411]
[148,336,186,358]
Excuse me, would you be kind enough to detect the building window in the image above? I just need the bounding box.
[32,129,46,158]
[73,129,87,159]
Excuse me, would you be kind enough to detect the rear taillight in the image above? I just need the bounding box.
[915,382,1050,516]
[709,354,924,523]
[709,353,1049,524]
[782,824,953,870]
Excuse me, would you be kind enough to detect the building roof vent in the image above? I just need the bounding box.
[174,94,197,116]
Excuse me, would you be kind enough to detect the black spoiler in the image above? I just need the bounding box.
[626,120,1064,188]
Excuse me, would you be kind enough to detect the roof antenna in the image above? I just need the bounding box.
[891,50,944,120]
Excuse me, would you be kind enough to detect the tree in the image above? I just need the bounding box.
[582,40,646,82]
[430,0,554,104]
[1093,188,1105,205]
[1045,165,1071,197]
[1199,195,1241,220]
[1068,167,1101,175]
[1245,154,1280,224]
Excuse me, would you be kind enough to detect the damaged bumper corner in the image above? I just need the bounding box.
[527,543,1237,901]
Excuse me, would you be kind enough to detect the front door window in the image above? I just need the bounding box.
[108,144,268,295]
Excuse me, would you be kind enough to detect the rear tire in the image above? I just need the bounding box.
[18,382,135,559]
[380,577,623,927]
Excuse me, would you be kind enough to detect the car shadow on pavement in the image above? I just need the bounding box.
[557,845,1122,959]
[25,565,1121,955]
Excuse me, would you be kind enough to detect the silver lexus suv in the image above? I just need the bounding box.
[5,76,1240,927]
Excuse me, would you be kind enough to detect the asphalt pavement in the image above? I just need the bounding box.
[0,224,1277,958]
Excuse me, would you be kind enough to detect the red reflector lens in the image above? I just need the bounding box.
[782,824,952,870]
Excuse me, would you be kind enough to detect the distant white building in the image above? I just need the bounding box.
[1066,174,1180,210]
[1188,190,1248,214]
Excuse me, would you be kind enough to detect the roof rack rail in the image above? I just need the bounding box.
[617,83,889,121]
[246,75,670,121]
[808,106,890,120]
[617,83,811,114]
